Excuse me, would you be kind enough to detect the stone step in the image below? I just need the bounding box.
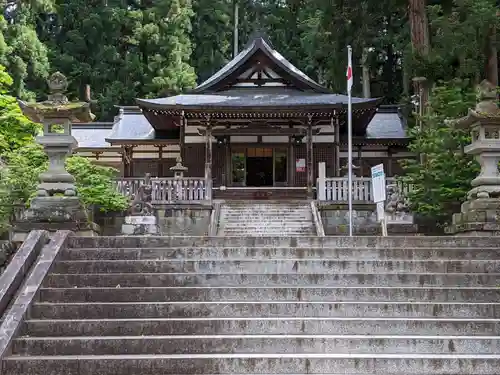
[21,317,500,337]
[219,232,316,236]
[43,272,500,288]
[219,223,314,227]
[219,214,312,218]
[67,236,500,249]
[219,229,315,233]
[29,301,500,319]
[37,287,500,303]
[219,226,314,230]
[49,259,500,274]
[4,354,500,374]
[12,335,500,356]
[57,247,500,261]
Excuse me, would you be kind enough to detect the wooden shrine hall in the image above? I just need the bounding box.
[73,35,411,200]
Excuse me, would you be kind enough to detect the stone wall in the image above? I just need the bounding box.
[320,206,418,235]
[94,206,211,236]
[157,207,211,236]
[321,208,380,235]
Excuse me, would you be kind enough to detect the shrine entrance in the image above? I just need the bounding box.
[231,147,288,187]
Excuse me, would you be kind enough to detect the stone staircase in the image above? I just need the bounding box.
[3,235,500,374]
[217,201,316,236]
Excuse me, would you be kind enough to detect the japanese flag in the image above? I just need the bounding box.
[346,46,353,93]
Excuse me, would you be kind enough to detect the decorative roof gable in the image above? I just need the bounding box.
[192,36,330,94]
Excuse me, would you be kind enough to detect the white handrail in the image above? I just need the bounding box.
[116,177,208,203]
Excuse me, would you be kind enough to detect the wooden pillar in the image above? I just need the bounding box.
[204,115,213,200]
[180,114,186,162]
[357,146,363,176]
[157,145,163,177]
[288,136,295,187]
[306,114,314,199]
[128,146,134,177]
[334,116,341,177]
[225,138,231,186]
[387,147,393,177]
[122,145,134,177]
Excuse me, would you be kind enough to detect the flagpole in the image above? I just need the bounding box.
[347,45,353,237]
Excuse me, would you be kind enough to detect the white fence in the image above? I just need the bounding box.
[116,177,208,203]
[317,163,411,203]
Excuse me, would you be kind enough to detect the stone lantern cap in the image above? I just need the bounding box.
[451,80,499,130]
[170,156,188,172]
[18,72,95,123]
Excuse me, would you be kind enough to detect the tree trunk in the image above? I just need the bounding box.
[408,0,430,109]
[408,0,429,56]
[484,12,498,86]
[361,47,371,98]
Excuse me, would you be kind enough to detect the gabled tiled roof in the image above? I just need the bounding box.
[71,105,408,149]
[193,36,329,93]
[366,105,407,139]
[137,88,379,110]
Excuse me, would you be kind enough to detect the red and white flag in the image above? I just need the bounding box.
[346,46,353,93]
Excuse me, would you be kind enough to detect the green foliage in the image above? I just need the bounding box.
[0,143,47,231]
[66,156,128,212]
[0,2,51,99]
[409,0,499,83]
[0,144,128,231]
[0,65,41,155]
[400,80,480,225]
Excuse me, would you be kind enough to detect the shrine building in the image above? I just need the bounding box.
[72,35,411,200]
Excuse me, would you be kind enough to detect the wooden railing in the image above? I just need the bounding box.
[116,177,208,203]
[318,177,411,203]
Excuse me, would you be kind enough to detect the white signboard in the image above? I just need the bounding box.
[371,164,386,203]
[296,158,306,172]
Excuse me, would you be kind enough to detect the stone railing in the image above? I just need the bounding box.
[318,177,411,203]
[115,177,208,203]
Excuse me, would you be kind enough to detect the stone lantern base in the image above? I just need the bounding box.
[11,196,99,243]
[446,198,500,236]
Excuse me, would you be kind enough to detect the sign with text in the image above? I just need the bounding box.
[296,158,306,172]
[371,163,386,203]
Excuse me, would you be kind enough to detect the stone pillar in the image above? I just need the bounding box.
[306,114,314,199]
[447,80,500,236]
[14,72,98,241]
[204,115,213,201]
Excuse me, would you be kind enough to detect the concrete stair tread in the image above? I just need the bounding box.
[20,317,500,337]
[7,353,500,359]
[32,301,500,305]
[37,287,500,303]
[49,259,500,274]
[12,335,500,356]
[39,286,500,290]
[43,273,500,288]
[15,334,500,339]
[23,317,500,322]
[29,301,500,319]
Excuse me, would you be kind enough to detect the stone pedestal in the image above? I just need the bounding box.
[385,212,418,235]
[446,198,500,236]
[446,80,500,236]
[12,197,99,242]
[121,215,159,235]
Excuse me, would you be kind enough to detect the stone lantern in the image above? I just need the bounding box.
[170,156,188,179]
[170,157,188,201]
[447,80,500,235]
[13,72,98,240]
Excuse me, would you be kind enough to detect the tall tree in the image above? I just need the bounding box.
[0,0,52,99]
[191,0,232,82]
